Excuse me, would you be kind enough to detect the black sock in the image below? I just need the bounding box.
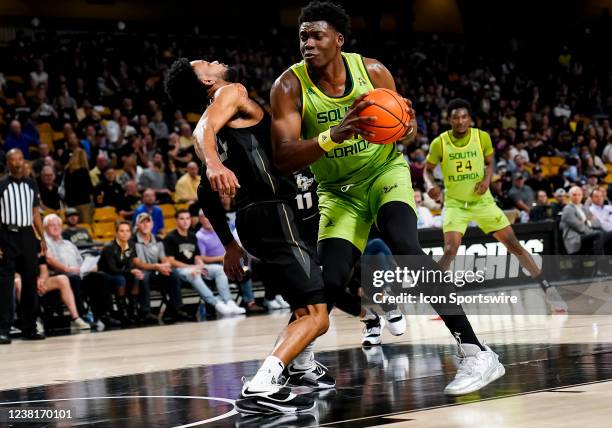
[535,274,550,290]
[439,315,485,351]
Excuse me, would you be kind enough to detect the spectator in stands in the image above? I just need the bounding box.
[117,154,141,187]
[491,174,515,210]
[97,221,144,324]
[132,212,188,323]
[62,208,96,249]
[589,188,612,232]
[38,166,61,211]
[54,83,78,123]
[117,180,141,220]
[508,172,535,215]
[138,152,173,202]
[551,188,568,218]
[164,210,240,316]
[42,214,92,330]
[409,149,426,191]
[4,120,38,160]
[133,188,164,236]
[32,142,51,175]
[602,135,612,163]
[105,109,122,147]
[94,167,124,209]
[30,59,48,88]
[149,110,169,141]
[137,114,151,138]
[414,190,435,229]
[178,122,195,150]
[529,190,552,222]
[168,132,194,171]
[195,212,248,315]
[560,186,612,254]
[118,115,137,147]
[526,166,552,196]
[63,148,94,224]
[77,103,100,135]
[175,161,200,204]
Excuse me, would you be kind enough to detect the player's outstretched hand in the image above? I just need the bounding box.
[207,161,241,197]
[474,180,489,195]
[427,185,442,201]
[330,93,377,143]
[400,97,417,140]
[224,241,249,281]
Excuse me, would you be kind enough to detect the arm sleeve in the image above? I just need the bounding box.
[426,138,442,165]
[196,168,235,246]
[479,130,494,157]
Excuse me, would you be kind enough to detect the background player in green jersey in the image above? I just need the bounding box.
[424,98,567,313]
[267,1,505,396]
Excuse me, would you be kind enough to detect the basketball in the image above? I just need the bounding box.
[358,88,411,145]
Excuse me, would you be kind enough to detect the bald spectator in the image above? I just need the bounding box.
[175,162,200,203]
[4,121,39,160]
[89,154,109,187]
[38,166,61,211]
[132,189,164,236]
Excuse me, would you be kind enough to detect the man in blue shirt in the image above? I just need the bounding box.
[132,188,164,236]
[4,121,39,160]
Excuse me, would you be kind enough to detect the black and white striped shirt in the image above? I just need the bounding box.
[0,176,40,227]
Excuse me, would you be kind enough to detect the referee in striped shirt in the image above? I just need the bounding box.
[0,149,46,344]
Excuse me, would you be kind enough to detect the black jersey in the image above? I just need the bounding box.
[292,168,319,223]
[214,112,296,209]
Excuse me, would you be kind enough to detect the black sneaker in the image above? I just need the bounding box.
[235,380,316,414]
[285,360,335,389]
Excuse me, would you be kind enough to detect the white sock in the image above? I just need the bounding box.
[362,307,379,321]
[292,341,315,370]
[249,356,285,392]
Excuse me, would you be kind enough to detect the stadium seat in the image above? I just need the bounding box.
[174,202,190,212]
[36,123,53,134]
[550,156,566,166]
[539,157,551,166]
[77,223,94,236]
[605,173,612,184]
[93,222,116,240]
[186,112,201,123]
[164,217,177,232]
[93,207,118,223]
[159,204,176,219]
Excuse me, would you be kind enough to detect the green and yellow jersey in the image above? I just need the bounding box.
[290,52,403,187]
[426,128,494,203]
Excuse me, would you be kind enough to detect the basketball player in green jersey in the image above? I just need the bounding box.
[424,98,567,313]
[267,1,504,395]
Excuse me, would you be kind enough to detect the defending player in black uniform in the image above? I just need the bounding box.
[166,58,338,414]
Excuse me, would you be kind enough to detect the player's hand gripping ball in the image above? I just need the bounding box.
[358,88,413,145]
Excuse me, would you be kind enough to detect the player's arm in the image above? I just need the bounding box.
[424,138,442,201]
[193,84,244,197]
[475,154,494,195]
[270,70,376,175]
[364,58,417,143]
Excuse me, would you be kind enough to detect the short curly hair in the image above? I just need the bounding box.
[298,1,350,36]
[165,58,209,112]
[447,98,472,117]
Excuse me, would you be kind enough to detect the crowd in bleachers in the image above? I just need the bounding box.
[0,24,611,336]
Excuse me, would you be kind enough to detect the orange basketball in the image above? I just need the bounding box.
[358,88,411,145]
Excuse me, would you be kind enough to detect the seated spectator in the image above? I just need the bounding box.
[195,212,248,314]
[526,166,552,195]
[132,213,189,323]
[89,154,110,187]
[117,180,141,220]
[491,174,515,210]
[138,152,173,203]
[38,166,61,211]
[117,154,142,187]
[164,210,241,316]
[602,135,612,164]
[529,191,552,221]
[64,148,94,224]
[409,149,426,191]
[175,161,200,204]
[551,188,568,218]
[42,214,95,331]
[414,190,435,229]
[32,142,51,175]
[62,208,96,249]
[15,261,90,333]
[589,189,612,232]
[178,121,195,150]
[133,188,164,236]
[508,172,535,215]
[4,120,39,160]
[97,221,144,324]
[94,167,124,209]
[149,110,169,141]
[560,186,612,254]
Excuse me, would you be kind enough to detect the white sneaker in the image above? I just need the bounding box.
[226,299,246,314]
[275,295,291,309]
[361,315,385,346]
[215,301,234,316]
[264,299,282,310]
[383,309,406,336]
[545,286,568,313]
[95,319,106,331]
[444,343,505,396]
[71,317,91,331]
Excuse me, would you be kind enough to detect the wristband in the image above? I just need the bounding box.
[318,129,336,152]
